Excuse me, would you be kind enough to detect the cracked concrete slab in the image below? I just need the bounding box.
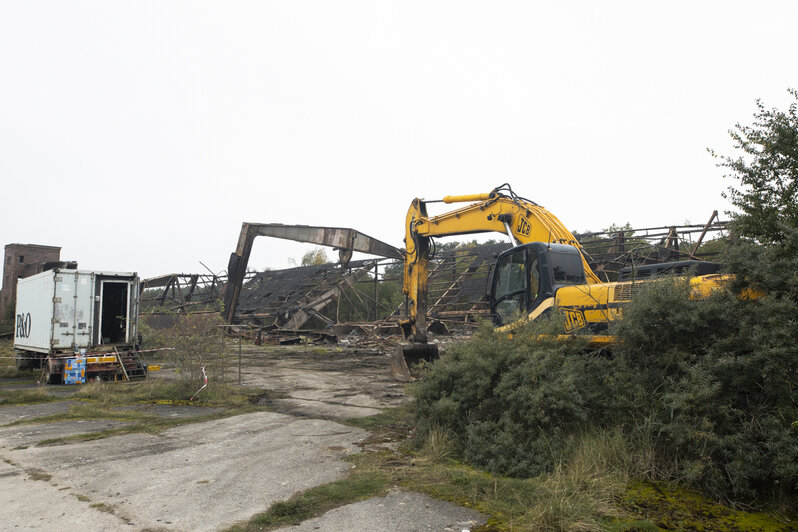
[0,347,487,531]
[0,459,124,530]
[237,347,408,420]
[262,397,382,419]
[1,411,368,531]
[274,490,485,532]
[119,403,225,418]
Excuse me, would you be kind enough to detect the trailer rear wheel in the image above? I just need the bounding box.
[43,357,64,385]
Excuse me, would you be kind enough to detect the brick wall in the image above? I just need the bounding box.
[1,244,61,315]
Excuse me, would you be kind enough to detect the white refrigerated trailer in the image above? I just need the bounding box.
[14,269,147,383]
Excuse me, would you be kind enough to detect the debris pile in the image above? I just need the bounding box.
[140,214,729,348]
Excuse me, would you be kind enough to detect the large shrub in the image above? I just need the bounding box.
[413,278,798,502]
[140,312,226,384]
[413,321,622,478]
[614,278,798,501]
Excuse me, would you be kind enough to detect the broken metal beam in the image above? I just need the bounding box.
[689,210,719,259]
[224,223,402,324]
[246,224,402,262]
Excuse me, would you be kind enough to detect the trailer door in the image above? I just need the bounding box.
[72,272,94,349]
[52,272,77,350]
[98,281,130,344]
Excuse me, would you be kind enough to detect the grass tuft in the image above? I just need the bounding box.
[0,387,56,406]
[89,502,115,514]
[27,469,53,482]
[228,468,390,531]
[417,425,457,463]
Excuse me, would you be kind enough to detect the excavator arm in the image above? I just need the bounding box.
[399,186,599,341]
[391,184,600,380]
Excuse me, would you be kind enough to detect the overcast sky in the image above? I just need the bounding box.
[1,2,796,279]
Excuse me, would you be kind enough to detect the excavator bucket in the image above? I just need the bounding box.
[390,343,439,382]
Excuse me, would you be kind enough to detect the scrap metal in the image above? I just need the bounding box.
[140,272,227,312]
[235,259,379,329]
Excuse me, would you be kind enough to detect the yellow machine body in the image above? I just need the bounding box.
[399,187,600,340]
[392,184,728,380]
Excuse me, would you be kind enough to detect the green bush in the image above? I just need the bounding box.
[413,320,612,478]
[614,278,798,501]
[413,277,798,503]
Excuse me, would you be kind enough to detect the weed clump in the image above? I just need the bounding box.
[140,313,227,388]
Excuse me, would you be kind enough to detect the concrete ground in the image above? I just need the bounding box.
[0,345,485,531]
[234,345,409,419]
[1,411,368,531]
[274,491,484,532]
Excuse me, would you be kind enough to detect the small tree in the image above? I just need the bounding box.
[714,88,798,246]
[603,222,634,236]
[301,248,329,266]
[712,89,798,303]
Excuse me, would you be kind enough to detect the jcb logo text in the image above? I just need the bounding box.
[516,216,531,237]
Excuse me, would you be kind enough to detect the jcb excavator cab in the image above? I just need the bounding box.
[489,242,587,327]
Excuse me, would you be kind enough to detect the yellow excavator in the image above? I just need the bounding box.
[391,184,730,380]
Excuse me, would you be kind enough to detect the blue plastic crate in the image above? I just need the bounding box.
[64,368,86,385]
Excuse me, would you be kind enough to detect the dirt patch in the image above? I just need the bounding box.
[0,419,132,448]
[119,403,225,418]
[227,346,408,420]
[0,401,77,425]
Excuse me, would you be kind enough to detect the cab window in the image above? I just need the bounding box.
[492,248,527,325]
[550,250,585,285]
[529,251,540,301]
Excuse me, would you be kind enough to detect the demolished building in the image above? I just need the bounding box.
[140,215,729,342]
